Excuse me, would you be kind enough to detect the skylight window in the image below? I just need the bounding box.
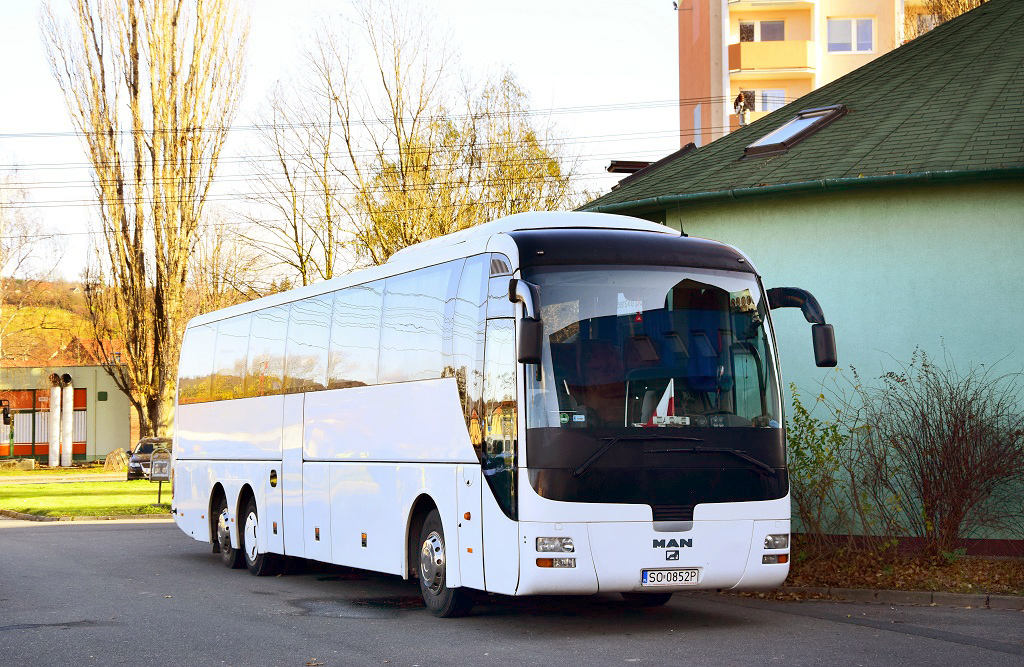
[744,105,847,157]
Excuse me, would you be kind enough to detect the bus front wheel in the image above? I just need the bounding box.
[241,497,283,576]
[417,509,472,617]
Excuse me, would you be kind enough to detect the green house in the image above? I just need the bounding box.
[584,0,1024,400]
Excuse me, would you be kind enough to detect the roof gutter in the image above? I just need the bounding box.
[583,166,1024,215]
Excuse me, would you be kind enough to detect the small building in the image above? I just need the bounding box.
[585,0,1024,398]
[0,338,132,462]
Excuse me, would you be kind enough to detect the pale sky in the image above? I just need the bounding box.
[0,0,681,279]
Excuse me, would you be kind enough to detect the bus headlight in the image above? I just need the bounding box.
[764,534,789,549]
[536,537,574,552]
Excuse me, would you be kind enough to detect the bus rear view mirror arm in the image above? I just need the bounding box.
[510,278,543,364]
[766,287,837,368]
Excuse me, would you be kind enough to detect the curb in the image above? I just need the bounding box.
[776,585,1023,610]
[0,509,173,522]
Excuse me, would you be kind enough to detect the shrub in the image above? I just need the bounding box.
[851,351,1024,556]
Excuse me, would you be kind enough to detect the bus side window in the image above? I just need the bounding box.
[178,324,216,404]
[284,295,332,393]
[212,315,252,401]
[482,318,517,520]
[246,306,288,397]
[452,255,488,456]
[486,254,514,319]
[379,261,460,383]
[328,282,383,389]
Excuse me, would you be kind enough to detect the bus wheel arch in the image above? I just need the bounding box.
[406,495,437,580]
[208,484,227,552]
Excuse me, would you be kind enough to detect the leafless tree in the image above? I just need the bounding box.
[42,0,248,437]
[904,0,987,42]
[244,0,583,275]
[0,169,64,362]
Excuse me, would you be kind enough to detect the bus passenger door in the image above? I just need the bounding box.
[456,464,484,590]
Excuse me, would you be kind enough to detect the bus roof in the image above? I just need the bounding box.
[385,211,676,264]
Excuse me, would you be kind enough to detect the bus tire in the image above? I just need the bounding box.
[241,497,283,576]
[621,592,673,607]
[214,495,245,569]
[417,509,472,617]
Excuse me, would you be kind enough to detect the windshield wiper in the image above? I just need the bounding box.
[572,434,703,479]
[645,446,775,475]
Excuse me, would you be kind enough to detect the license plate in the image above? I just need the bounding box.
[641,568,700,586]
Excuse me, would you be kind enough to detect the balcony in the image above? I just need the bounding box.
[729,40,815,73]
[727,1,816,9]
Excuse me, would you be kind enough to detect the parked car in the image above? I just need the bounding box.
[126,437,172,480]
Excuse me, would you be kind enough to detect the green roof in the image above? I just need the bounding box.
[584,0,1024,215]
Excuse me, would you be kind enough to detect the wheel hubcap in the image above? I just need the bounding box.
[419,531,445,594]
[217,508,232,552]
[244,511,258,562]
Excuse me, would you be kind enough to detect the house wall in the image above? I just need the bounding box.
[0,366,131,461]
[663,180,1024,401]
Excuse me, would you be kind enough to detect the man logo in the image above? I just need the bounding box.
[666,550,679,561]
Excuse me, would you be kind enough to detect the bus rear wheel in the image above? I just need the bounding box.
[621,592,673,607]
[417,509,472,617]
[241,497,283,576]
[214,496,244,569]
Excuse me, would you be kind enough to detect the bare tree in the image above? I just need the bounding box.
[904,0,987,42]
[245,0,583,276]
[187,209,263,317]
[0,169,64,362]
[43,0,248,437]
[241,79,346,286]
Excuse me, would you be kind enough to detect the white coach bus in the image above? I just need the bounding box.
[171,211,836,616]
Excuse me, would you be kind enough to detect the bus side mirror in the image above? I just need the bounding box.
[812,324,837,368]
[767,287,837,368]
[2,405,10,427]
[519,318,543,364]
[510,278,543,365]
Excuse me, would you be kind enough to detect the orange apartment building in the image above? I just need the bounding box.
[678,0,936,146]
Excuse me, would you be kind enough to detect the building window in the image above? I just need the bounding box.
[693,103,702,148]
[739,20,785,43]
[739,89,786,113]
[828,18,874,53]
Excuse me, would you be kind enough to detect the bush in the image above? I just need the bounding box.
[852,351,1024,556]
[788,351,1024,557]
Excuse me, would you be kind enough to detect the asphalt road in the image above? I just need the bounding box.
[0,517,1021,667]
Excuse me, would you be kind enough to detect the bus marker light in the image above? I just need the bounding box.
[467,548,473,553]
[464,512,471,520]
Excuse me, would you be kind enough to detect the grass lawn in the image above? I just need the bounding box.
[0,465,115,477]
[0,480,170,516]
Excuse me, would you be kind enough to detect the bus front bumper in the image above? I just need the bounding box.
[515,519,790,596]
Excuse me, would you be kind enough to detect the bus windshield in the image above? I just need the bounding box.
[525,265,781,432]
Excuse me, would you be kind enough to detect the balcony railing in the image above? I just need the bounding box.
[729,40,815,71]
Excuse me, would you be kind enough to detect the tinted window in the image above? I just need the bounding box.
[284,295,332,393]
[246,306,288,397]
[482,319,517,519]
[452,255,488,455]
[328,282,384,389]
[379,261,460,383]
[178,324,215,404]
[212,315,251,400]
